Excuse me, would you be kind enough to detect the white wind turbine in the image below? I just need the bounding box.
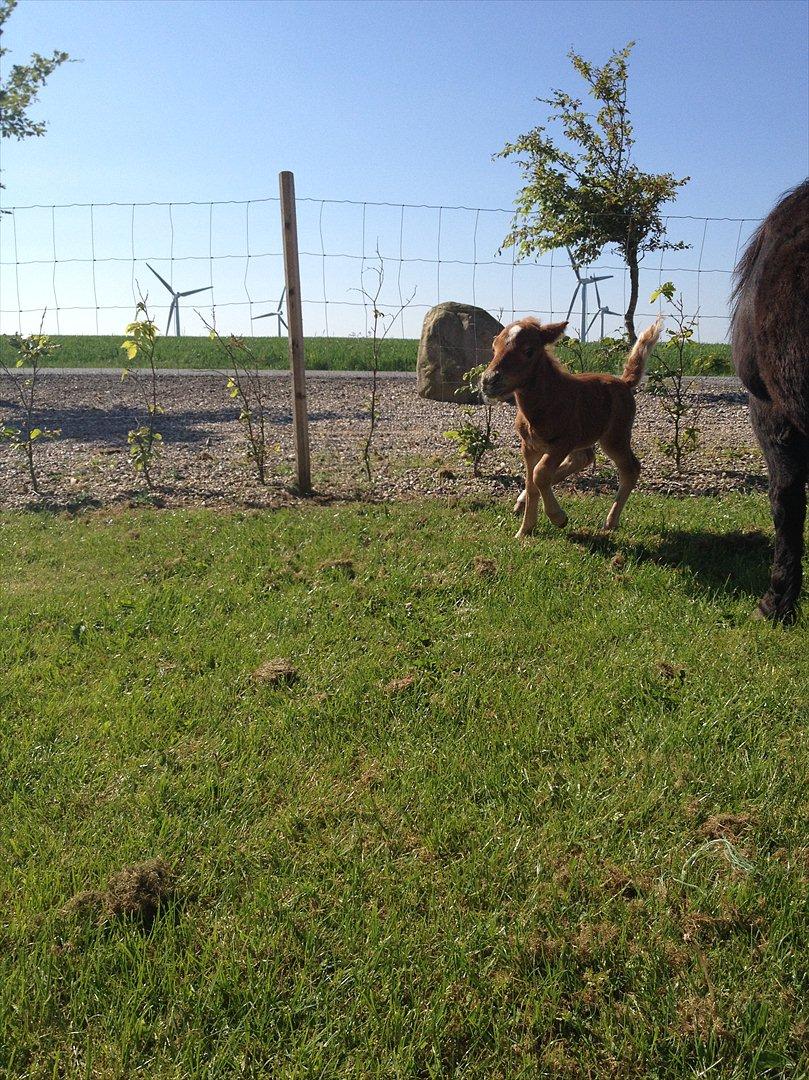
[565,252,615,342]
[251,287,288,336]
[146,263,212,337]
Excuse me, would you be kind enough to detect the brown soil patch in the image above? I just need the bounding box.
[66,858,175,927]
[252,658,298,685]
[698,812,756,842]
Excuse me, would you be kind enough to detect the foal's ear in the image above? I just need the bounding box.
[539,321,568,344]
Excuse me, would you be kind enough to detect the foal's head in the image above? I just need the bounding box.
[481,318,568,399]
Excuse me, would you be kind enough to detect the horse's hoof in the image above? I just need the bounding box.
[754,598,797,625]
[515,528,534,540]
[550,513,568,529]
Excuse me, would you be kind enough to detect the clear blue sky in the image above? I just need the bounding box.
[1,0,808,339]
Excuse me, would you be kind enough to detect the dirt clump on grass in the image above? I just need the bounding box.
[252,658,298,685]
[66,858,175,927]
[384,673,417,694]
[698,812,756,842]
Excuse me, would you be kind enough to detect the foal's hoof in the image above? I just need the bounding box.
[550,512,568,529]
[515,527,534,540]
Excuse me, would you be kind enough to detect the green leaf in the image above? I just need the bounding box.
[649,282,676,304]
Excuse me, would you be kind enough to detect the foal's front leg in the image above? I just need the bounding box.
[513,448,594,513]
[533,451,570,528]
[516,447,541,538]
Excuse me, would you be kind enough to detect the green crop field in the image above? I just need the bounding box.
[0,334,734,375]
[1,495,806,1077]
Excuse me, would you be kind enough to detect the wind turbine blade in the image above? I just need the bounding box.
[166,299,177,336]
[566,249,582,282]
[178,286,213,298]
[277,285,286,312]
[590,274,613,284]
[147,263,174,294]
[565,283,580,323]
[251,313,274,320]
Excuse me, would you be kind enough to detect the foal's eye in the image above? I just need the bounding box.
[523,345,535,359]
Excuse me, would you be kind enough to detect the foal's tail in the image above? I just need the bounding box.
[621,316,665,388]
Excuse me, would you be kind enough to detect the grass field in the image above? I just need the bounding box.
[0,334,735,375]
[2,496,807,1077]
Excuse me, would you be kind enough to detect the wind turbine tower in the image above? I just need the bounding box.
[565,253,615,343]
[146,263,213,337]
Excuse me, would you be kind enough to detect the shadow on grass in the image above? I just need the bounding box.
[567,526,773,605]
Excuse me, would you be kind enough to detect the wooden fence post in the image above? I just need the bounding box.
[279,170,311,495]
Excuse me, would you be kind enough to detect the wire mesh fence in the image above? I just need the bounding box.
[0,193,761,343]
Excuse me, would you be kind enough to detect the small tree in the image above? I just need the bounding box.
[0,320,60,494]
[495,42,689,343]
[120,301,164,491]
[353,254,414,484]
[202,318,276,486]
[445,365,498,478]
[646,282,701,474]
[0,0,69,142]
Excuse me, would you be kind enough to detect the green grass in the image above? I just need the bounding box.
[0,334,419,371]
[1,495,806,1078]
[0,334,734,374]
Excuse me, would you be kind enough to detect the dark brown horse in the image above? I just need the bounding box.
[732,179,809,623]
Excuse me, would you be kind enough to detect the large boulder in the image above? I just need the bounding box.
[417,302,503,403]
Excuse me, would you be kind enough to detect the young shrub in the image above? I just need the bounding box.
[445,364,498,478]
[353,253,415,484]
[120,301,164,491]
[0,325,61,495]
[203,321,275,485]
[646,283,701,474]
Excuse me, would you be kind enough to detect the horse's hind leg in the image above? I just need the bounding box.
[751,399,809,623]
[600,434,641,531]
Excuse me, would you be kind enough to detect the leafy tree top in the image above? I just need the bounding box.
[0,0,69,141]
[496,42,690,268]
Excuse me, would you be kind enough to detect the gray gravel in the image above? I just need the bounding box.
[0,371,765,511]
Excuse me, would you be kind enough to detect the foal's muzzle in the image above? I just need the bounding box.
[481,371,503,397]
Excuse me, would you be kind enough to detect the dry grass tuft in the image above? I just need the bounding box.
[473,556,497,577]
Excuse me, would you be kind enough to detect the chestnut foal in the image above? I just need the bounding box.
[481,317,663,537]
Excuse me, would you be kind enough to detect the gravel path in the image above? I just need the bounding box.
[0,371,766,511]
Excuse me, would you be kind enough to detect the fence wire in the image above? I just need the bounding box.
[0,194,761,341]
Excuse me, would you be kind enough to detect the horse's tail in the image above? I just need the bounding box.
[622,316,665,388]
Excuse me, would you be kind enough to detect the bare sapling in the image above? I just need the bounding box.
[202,316,275,485]
[354,254,415,484]
[0,315,61,495]
[120,299,164,491]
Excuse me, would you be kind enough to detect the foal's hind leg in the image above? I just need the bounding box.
[600,435,641,531]
[750,399,809,623]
